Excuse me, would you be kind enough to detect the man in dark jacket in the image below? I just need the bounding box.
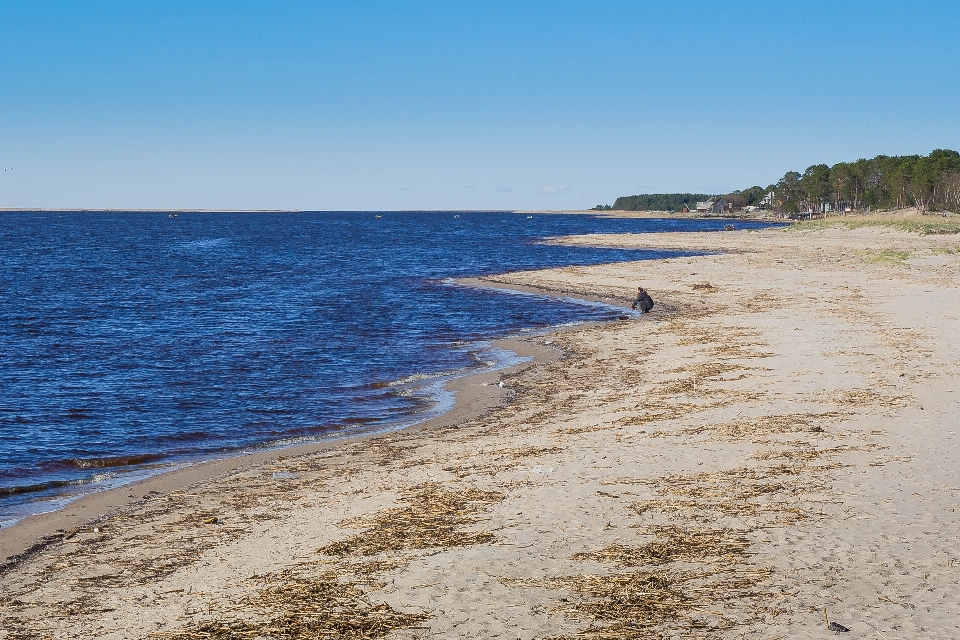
[631,287,654,313]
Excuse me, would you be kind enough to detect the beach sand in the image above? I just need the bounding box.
[2,224,959,639]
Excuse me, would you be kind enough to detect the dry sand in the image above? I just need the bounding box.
[1,224,959,639]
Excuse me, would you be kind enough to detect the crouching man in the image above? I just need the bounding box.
[631,286,655,313]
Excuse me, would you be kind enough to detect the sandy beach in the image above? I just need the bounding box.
[2,222,959,639]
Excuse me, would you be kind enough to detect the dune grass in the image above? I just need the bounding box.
[784,213,960,235]
[859,249,913,263]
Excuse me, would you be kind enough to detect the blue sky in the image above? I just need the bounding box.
[1,0,959,211]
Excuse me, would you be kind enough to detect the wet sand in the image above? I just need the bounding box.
[2,224,959,639]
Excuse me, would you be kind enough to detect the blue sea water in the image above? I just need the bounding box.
[0,211,774,524]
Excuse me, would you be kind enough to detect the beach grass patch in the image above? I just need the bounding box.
[930,244,960,255]
[783,213,960,235]
[858,248,912,263]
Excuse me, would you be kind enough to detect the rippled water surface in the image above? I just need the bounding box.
[0,211,773,521]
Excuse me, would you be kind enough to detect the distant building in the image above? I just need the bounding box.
[695,198,726,214]
[759,191,776,208]
[680,205,690,213]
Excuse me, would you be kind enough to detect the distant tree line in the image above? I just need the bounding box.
[770,149,960,214]
[611,193,713,212]
[604,149,960,214]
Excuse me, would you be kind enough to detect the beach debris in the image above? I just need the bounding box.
[508,559,772,638]
[622,462,838,527]
[318,483,504,556]
[832,387,912,409]
[203,516,219,524]
[156,568,430,640]
[824,608,851,633]
[651,411,844,441]
[505,445,563,459]
[574,526,752,566]
[272,471,299,480]
[691,282,719,292]
[439,444,559,478]
[724,224,735,231]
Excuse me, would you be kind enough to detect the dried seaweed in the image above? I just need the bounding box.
[155,569,430,640]
[832,388,912,409]
[621,463,839,527]
[511,564,771,640]
[751,443,885,463]
[574,526,752,566]
[651,412,844,441]
[318,483,504,557]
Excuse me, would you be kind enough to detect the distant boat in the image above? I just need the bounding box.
[526,215,533,219]
[168,214,178,218]
[454,215,460,218]
[375,215,382,218]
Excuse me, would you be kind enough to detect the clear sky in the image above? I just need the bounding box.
[1,0,959,211]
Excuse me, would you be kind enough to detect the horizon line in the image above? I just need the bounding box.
[0,208,585,214]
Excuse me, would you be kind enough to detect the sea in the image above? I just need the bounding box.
[0,210,775,525]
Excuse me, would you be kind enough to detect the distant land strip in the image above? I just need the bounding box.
[603,148,960,215]
[0,208,302,213]
[0,209,528,214]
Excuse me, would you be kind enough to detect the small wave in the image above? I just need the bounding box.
[0,472,115,498]
[0,479,73,497]
[388,370,466,386]
[67,453,165,470]
[176,238,229,251]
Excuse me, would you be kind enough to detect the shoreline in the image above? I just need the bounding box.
[3,224,958,638]
[0,278,639,556]
[0,328,581,566]
[515,208,780,222]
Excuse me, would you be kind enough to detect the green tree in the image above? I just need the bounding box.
[801,164,831,213]
[613,194,712,211]
[776,171,803,212]
[740,185,766,207]
[829,162,852,213]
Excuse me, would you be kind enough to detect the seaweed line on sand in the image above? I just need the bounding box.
[318,482,505,557]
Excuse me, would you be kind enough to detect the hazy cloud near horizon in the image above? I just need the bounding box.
[1,0,959,211]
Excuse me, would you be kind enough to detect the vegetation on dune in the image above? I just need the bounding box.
[785,213,960,235]
[858,249,913,264]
